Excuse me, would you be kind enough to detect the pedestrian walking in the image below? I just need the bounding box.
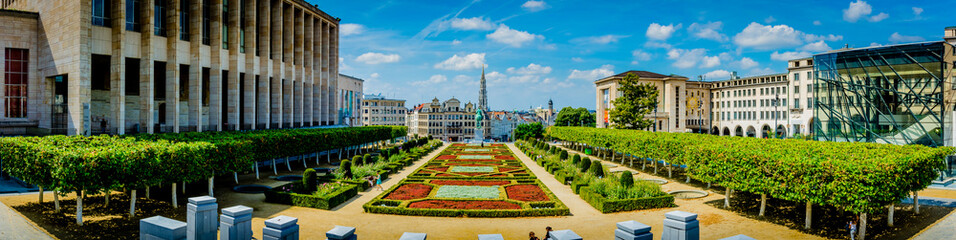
[847,219,857,240]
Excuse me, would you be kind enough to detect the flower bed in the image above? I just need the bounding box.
[364,143,568,217]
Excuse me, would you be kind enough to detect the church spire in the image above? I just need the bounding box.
[479,65,488,111]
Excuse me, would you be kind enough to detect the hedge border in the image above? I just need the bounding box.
[264,183,359,210]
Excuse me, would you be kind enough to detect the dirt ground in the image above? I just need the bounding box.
[0,143,951,240]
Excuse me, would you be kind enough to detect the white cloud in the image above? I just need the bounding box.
[355,52,401,64]
[571,35,628,45]
[733,22,804,50]
[413,75,448,85]
[340,23,366,36]
[813,20,822,26]
[703,70,732,79]
[913,7,923,16]
[568,64,615,80]
[799,41,832,52]
[507,63,552,75]
[521,1,548,12]
[450,17,496,31]
[748,68,777,76]
[667,48,720,69]
[370,73,380,79]
[764,16,776,24]
[737,57,758,69]
[843,1,888,23]
[688,22,728,42]
[452,40,462,45]
[485,71,507,83]
[868,13,889,22]
[804,34,843,42]
[646,23,681,41]
[770,51,812,61]
[571,57,584,63]
[889,32,925,43]
[843,0,872,22]
[434,53,486,71]
[631,50,652,65]
[644,41,672,49]
[486,25,542,47]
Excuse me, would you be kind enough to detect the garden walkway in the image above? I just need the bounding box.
[0,195,54,240]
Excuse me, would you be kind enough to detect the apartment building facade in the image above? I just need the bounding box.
[361,94,405,126]
[406,97,477,141]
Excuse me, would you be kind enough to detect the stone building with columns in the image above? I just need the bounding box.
[595,71,690,131]
[0,0,340,136]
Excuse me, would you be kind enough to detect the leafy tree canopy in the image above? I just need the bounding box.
[609,73,659,129]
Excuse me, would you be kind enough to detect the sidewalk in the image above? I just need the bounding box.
[0,197,54,239]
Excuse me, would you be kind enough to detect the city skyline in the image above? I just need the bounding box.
[315,0,950,110]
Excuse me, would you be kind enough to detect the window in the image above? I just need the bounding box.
[154,0,167,36]
[126,0,140,31]
[180,0,190,40]
[794,73,800,81]
[202,0,210,44]
[4,48,28,118]
[794,98,800,109]
[239,0,245,53]
[222,0,228,49]
[794,86,800,94]
[92,0,111,27]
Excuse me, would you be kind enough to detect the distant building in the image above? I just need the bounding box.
[488,111,529,141]
[362,94,405,126]
[595,71,690,131]
[406,97,477,141]
[338,74,363,127]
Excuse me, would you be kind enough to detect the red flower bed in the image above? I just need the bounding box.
[384,184,433,200]
[505,185,549,202]
[436,155,457,160]
[430,180,511,186]
[498,167,519,172]
[445,163,500,167]
[448,159,499,162]
[494,155,516,160]
[436,172,488,176]
[425,167,449,172]
[408,200,521,209]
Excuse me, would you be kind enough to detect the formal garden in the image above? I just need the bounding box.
[364,143,570,217]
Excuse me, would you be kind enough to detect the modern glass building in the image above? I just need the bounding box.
[813,41,946,146]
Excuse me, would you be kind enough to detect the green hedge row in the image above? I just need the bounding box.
[547,126,952,214]
[264,183,359,210]
[0,126,405,195]
[518,139,674,212]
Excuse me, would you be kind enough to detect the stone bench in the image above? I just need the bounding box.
[263,216,299,240]
[548,229,582,240]
[140,216,186,240]
[662,211,699,240]
[399,232,427,240]
[477,234,504,240]
[616,220,652,240]
[326,225,357,240]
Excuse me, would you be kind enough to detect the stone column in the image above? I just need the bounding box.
[325,226,356,240]
[76,0,94,136]
[226,0,240,131]
[662,211,699,240]
[166,0,182,133]
[322,22,331,125]
[243,0,257,130]
[257,0,272,129]
[140,216,187,240]
[331,24,339,125]
[548,230,582,240]
[294,9,304,128]
[304,16,313,126]
[219,205,253,240]
[317,21,327,125]
[282,4,293,128]
[140,0,157,134]
[616,220,653,240]
[110,0,127,135]
[186,196,217,240]
[208,0,223,131]
[271,0,283,128]
[188,0,203,132]
[262,215,299,240]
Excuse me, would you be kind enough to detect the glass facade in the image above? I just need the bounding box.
[813,41,945,146]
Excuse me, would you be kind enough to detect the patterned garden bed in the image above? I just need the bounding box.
[365,144,569,217]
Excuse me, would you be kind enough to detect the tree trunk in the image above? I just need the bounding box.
[104,190,110,206]
[233,172,238,184]
[171,183,178,208]
[38,186,43,203]
[76,190,83,226]
[668,164,673,178]
[285,157,291,171]
[805,201,812,229]
[914,191,920,214]
[759,194,767,216]
[272,159,278,175]
[208,176,214,197]
[888,204,894,227]
[146,186,150,198]
[859,213,867,240]
[54,190,60,211]
[129,189,137,216]
[724,188,732,208]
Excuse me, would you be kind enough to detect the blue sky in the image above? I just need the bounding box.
[309,0,951,111]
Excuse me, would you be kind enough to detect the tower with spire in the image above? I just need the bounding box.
[479,66,488,111]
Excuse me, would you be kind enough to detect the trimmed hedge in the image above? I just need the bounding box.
[547,126,953,214]
[579,186,675,213]
[264,183,359,210]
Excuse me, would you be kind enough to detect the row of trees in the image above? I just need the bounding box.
[547,126,952,239]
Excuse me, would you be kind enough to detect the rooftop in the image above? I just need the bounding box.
[595,70,687,83]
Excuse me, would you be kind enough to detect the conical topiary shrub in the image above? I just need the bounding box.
[340,160,353,179]
[620,171,634,188]
[303,168,317,192]
[590,159,604,178]
[579,158,591,173]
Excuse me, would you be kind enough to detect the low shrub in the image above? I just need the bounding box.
[265,183,359,210]
[590,159,604,178]
[303,168,317,192]
[579,158,591,173]
[620,171,634,188]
